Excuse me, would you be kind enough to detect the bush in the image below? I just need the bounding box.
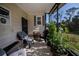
[48,21,70,55]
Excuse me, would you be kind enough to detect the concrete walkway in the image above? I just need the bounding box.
[26,39,52,56]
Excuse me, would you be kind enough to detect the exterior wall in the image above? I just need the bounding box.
[0,3,28,48]
[27,14,45,35]
[0,3,45,48]
[27,14,34,34]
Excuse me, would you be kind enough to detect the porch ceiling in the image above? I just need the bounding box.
[16,3,54,15]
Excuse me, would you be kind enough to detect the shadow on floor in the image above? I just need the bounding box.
[26,39,53,56]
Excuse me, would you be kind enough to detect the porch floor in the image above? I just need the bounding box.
[26,39,53,56]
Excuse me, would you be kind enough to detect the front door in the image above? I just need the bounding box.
[22,17,28,34]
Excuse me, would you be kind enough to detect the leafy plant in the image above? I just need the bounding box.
[48,21,70,55]
[48,22,62,47]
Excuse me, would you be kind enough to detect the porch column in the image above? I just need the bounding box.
[56,4,59,32]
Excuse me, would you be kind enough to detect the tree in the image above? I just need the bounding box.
[72,15,79,31]
[63,7,79,32]
[64,7,79,22]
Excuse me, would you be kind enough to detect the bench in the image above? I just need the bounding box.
[3,41,19,54]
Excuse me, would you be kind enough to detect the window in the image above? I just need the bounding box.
[0,6,9,24]
[34,16,42,26]
[37,17,41,25]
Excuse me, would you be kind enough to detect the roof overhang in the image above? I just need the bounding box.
[49,3,66,14]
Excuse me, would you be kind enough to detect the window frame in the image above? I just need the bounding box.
[36,16,42,26]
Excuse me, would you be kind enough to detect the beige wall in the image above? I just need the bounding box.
[27,14,45,35]
[0,3,29,33]
[0,3,44,48]
[0,3,29,48]
[0,4,45,35]
[27,14,34,34]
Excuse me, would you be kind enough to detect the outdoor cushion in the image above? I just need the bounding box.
[17,31,27,40]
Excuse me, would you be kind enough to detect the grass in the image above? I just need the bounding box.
[65,33,79,52]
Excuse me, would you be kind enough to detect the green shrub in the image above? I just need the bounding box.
[48,21,70,49]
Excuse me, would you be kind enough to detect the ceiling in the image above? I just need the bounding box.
[16,3,54,15]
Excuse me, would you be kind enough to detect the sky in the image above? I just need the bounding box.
[46,3,79,23]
